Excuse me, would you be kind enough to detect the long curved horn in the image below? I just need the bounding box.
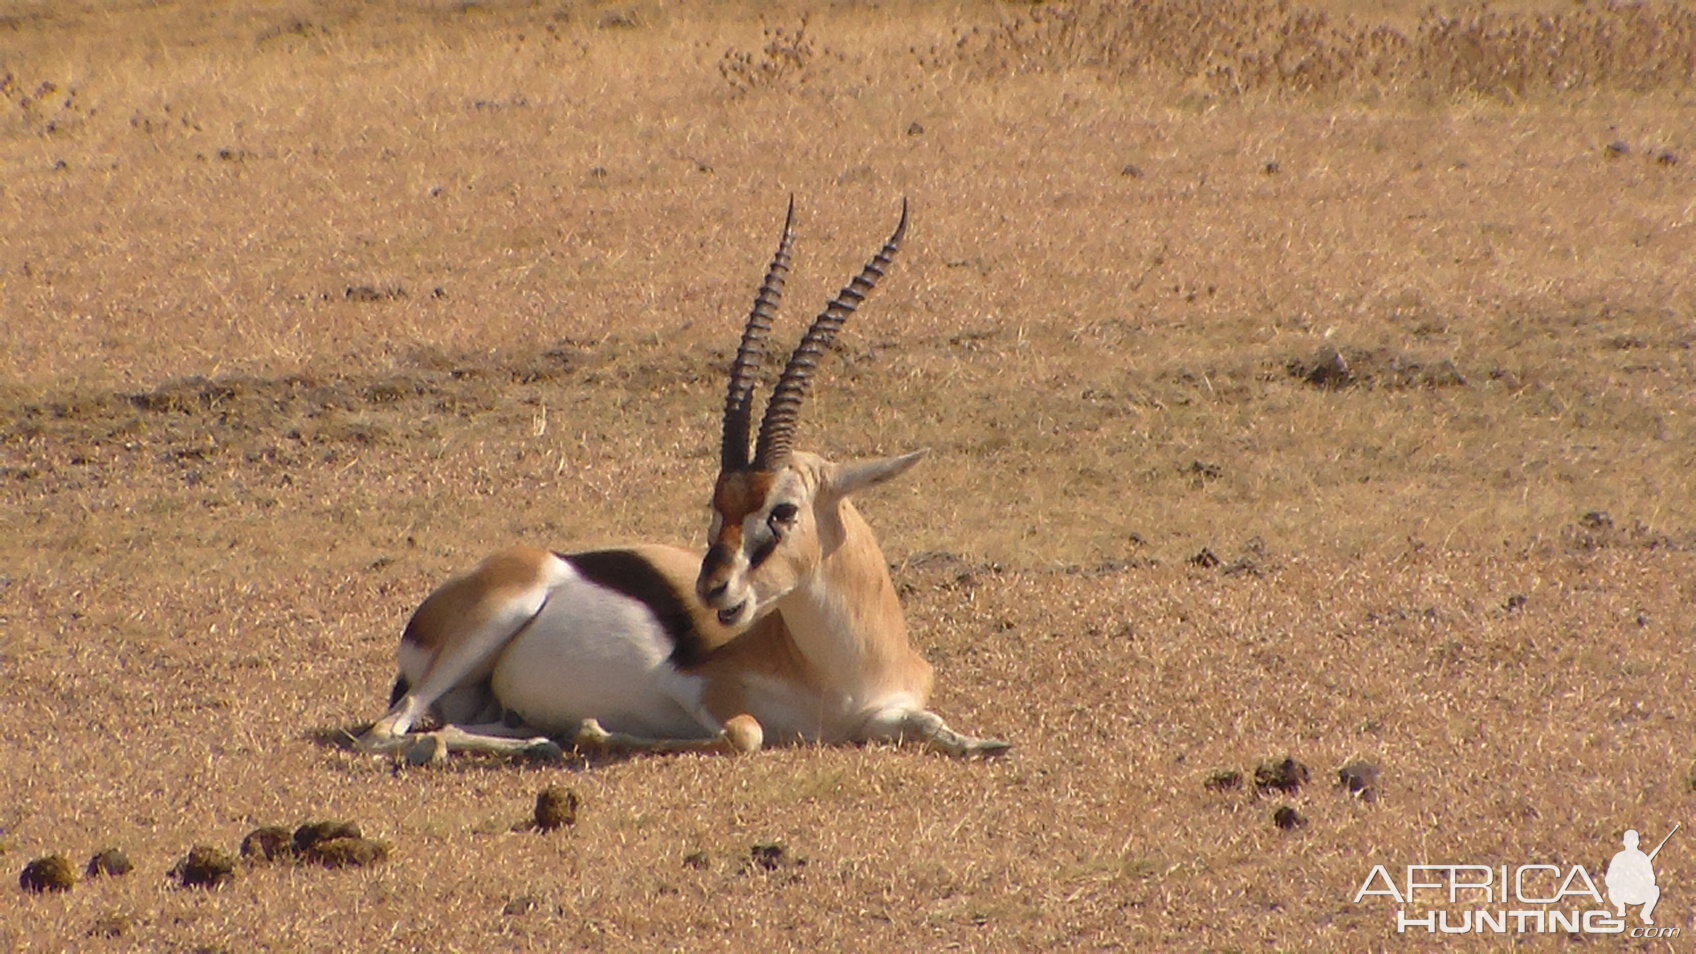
[753,198,907,470]
[721,196,795,471]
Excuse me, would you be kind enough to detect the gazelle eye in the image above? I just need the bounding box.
[769,502,799,524]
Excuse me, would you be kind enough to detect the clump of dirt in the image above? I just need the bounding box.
[1203,768,1244,792]
[293,820,361,852]
[302,837,390,869]
[239,826,295,862]
[1287,345,1465,390]
[1254,756,1310,795]
[20,854,76,893]
[1337,760,1382,802]
[233,821,386,869]
[533,786,580,832]
[742,841,807,874]
[1272,805,1308,830]
[84,848,133,878]
[168,845,235,889]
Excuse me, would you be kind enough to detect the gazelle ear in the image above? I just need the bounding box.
[825,449,927,499]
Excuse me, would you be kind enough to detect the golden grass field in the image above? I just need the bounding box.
[3,0,1695,950]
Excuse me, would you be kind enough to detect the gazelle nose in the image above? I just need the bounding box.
[699,544,735,603]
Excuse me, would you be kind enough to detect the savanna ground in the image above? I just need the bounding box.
[2,0,1695,950]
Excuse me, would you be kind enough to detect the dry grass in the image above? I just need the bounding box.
[941,0,1696,100]
[2,1,1695,950]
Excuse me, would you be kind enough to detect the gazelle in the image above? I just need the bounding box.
[357,199,1007,762]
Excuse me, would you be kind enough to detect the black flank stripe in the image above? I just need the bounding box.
[559,550,708,668]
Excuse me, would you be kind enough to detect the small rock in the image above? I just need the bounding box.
[905,120,925,136]
[1188,548,1222,569]
[1120,163,1144,178]
[85,848,133,878]
[169,845,235,889]
[1337,760,1382,801]
[534,786,580,832]
[1254,757,1310,795]
[1656,150,1679,166]
[1263,159,1280,175]
[1203,769,1244,792]
[240,826,296,862]
[1273,805,1308,830]
[20,855,76,893]
[1301,346,1353,388]
[1604,140,1630,158]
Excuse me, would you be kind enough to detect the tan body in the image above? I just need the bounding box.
[357,199,1006,761]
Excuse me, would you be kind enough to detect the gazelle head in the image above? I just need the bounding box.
[696,199,924,627]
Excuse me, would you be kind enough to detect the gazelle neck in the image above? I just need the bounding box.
[775,498,920,693]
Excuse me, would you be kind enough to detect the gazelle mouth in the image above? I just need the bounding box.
[716,602,747,626]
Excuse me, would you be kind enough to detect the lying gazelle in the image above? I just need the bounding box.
[357,199,1007,762]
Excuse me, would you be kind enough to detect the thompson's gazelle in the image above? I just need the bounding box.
[357,199,1008,762]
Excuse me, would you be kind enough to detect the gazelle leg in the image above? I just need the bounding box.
[359,550,561,752]
[573,714,764,756]
[864,708,1011,758]
[399,722,565,765]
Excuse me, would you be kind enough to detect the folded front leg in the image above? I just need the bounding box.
[864,707,1011,758]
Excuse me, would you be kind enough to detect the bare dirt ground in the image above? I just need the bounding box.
[2,1,1694,950]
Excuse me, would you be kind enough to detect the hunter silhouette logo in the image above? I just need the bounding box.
[1606,825,1677,926]
[1354,822,1683,938]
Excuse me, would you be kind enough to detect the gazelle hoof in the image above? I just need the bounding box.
[353,726,402,754]
[574,719,613,750]
[404,734,448,766]
[721,714,764,754]
[525,739,567,762]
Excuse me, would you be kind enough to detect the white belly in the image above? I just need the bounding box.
[490,576,713,740]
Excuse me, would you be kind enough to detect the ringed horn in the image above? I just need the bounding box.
[718,197,908,473]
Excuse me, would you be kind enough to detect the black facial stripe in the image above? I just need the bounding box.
[748,533,779,570]
[559,549,708,667]
[700,543,733,581]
